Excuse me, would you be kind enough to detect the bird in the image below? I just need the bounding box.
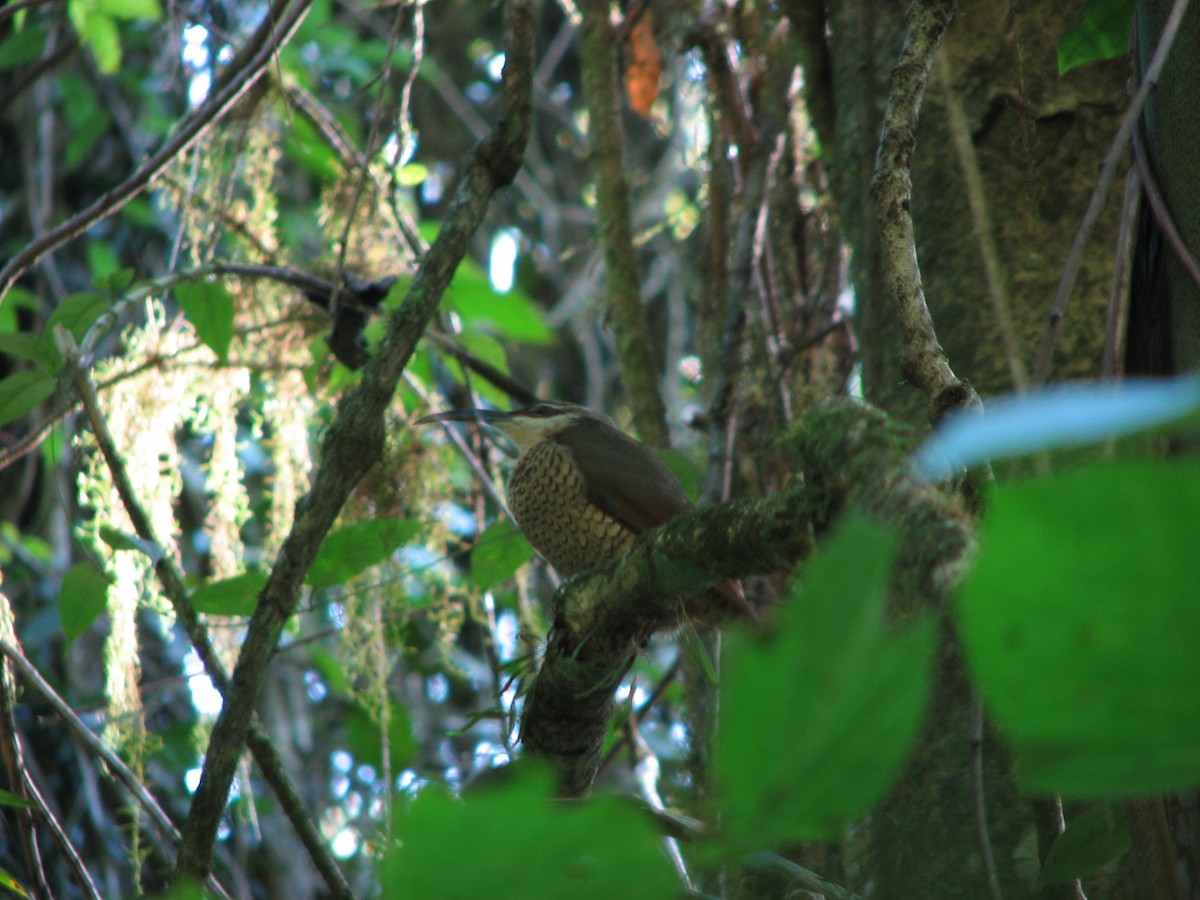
[416,400,749,619]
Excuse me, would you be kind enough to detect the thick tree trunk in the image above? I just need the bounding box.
[817,1,1129,895]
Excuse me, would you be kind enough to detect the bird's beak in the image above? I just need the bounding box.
[415,408,506,426]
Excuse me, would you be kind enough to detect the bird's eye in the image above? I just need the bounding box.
[528,403,554,416]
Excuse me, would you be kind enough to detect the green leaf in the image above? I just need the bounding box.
[1041,801,1130,884]
[470,519,532,590]
[98,0,161,20]
[658,449,699,502]
[69,3,122,73]
[958,460,1200,796]
[0,333,53,369]
[0,865,28,898]
[85,242,122,284]
[174,280,234,362]
[59,562,112,646]
[345,701,416,771]
[47,291,110,343]
[382,766,676,898]
[446,257,552,345]
[1059,0,1133,73]
[190,572,267,617]
[98,525,163,563]
[717,515,935,852]
[453,330,510,407]
[0,371,55,428]
[0,788,33,809]
[307,518,420,592]
[0,26,48,70]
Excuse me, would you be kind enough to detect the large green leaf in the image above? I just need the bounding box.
[307,518,420,592]
[190,572,267,617]
[59,562,113,646]
[175,280,234,363]
[1059,0,1133,73]
[958,460,1200,796]
[717,515,935,852]
[1041,801,1130,885]
[470,519,532,590]
[446,257,552,345]
[382,766,676,898]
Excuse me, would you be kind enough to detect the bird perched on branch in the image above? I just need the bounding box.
[417,400,749,620]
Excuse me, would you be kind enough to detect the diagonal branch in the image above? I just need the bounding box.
[172,0,536,880]
[869,0,978,422]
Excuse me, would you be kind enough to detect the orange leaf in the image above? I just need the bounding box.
[624,11,662,118]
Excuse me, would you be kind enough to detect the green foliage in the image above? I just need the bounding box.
[0,26,49,70]
[68,0,161,74]
[307,518,421,592]
[174,280,235,363]
[958,459,1200,796]
[189,572,268,617]
[1059,0,1133,73]
[345,701,417,772]
[382,766,677,898]
[1041,801,1130,885]
[445,256,553,345]
[470,519,533,590]
[716,515,936,852]
[59,562,113,646]
[0,371,55,428]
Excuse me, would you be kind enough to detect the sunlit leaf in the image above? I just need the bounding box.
[47,291,110,343]
[175,280,234,363]
[382,766,676,898]
[446,258,552,345]
[0,789,32,809]
[190,572,267,617]
[59,562,113,646]
[99,0,161,21]
[99,525,164,563]
[0,865,28,898]
[470,519,532,590]
[1059,0,1133,73]
[718,515,935,852]
[958,460,1200,796]
[307,518,420,592]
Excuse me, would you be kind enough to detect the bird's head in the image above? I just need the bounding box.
[416,400,611,452]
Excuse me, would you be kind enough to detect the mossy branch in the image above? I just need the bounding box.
[520,399,973,796]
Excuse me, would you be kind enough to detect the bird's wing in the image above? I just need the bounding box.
[556,422,693,535]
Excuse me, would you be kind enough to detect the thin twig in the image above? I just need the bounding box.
[1029,0,1192,386]
[970,695,1004,900]
[0,0,313,305]
[1102,167,1141,379]
[1132,126,1200,294]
